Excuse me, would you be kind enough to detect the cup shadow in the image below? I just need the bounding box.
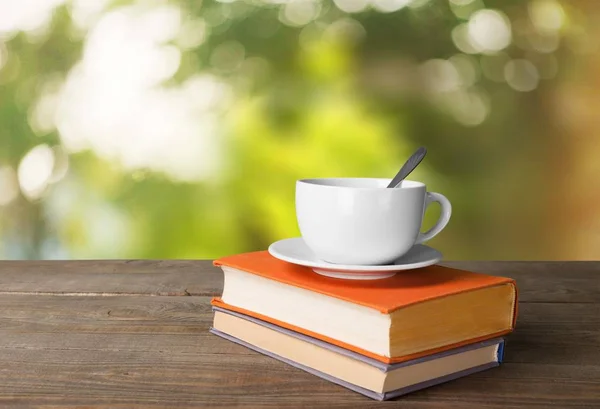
[322,265,458,289]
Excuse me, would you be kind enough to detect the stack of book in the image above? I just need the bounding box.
[210,251,518,400]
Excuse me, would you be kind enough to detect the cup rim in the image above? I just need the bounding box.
[297,177,425,190]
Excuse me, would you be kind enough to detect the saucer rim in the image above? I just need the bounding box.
[267,237,442,272]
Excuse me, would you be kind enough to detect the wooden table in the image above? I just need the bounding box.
[0,261,598,408]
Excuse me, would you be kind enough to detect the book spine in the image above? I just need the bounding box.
[497,339,505,363]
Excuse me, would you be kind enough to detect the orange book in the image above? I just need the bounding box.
[212,251,518,364]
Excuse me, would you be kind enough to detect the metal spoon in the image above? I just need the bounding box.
[386,146,427,188]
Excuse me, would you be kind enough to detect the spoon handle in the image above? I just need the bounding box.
[387,146,427,188]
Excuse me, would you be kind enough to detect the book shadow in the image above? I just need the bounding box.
[341,266,458,290]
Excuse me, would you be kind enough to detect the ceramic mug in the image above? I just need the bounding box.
[295,178,451,265]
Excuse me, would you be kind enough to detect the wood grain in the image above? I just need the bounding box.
[0,261,598,408]
[0,260,223,296]
[442,261,600,303]
[0,296,597,365]
[0,260,599,303]
[0,294,598,408]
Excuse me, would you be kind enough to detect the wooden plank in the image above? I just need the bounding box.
[0,302,597,367]
[0,351,597,408]
[0,260,223,296]
[504,302,600,366]
[0,293,211,334]
[0,261,599,303]
[0,294,598,407]
[0,296,597,366]
[442,261,600,304]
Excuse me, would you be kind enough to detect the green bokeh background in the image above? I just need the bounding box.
[1,0,598,260]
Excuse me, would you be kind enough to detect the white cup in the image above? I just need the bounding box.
[295,178,452,265]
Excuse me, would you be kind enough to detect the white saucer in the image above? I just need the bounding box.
[268,238,442,280]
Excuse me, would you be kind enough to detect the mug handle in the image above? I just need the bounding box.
[415,192,452,245]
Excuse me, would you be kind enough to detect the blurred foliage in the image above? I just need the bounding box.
[0,0,599,260]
